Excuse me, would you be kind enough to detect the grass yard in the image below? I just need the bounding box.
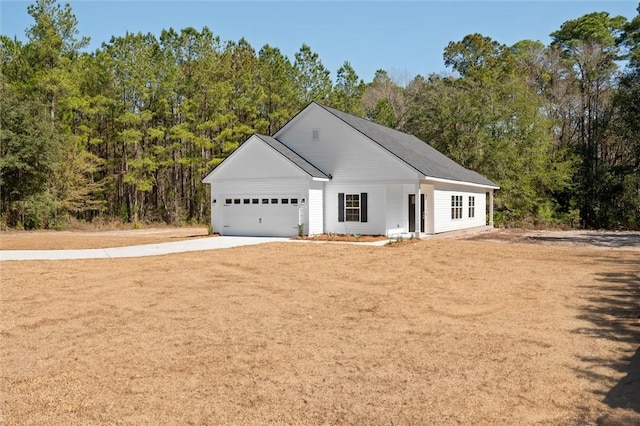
[1,235,639,424]
[0,226,210,250]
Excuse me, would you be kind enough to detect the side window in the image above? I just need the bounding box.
[345,194,360,222]
[338,193,367,223]
[451,195,462,219]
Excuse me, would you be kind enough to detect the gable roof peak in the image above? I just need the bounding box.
[254,134,330,180]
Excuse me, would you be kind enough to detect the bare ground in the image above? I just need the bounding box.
[468,228,640,251]
[0,226,210,250]
[1,229,639,425]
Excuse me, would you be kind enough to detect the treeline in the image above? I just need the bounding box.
[1,0,639,230]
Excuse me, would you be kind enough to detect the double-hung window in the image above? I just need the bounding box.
[451,195,463,219]
[338,192,368,223]
[345,194,360,222]
[468,196,475,218]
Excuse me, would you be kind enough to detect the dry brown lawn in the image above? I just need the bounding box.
[0,227,210,250]
[1,231,639,424]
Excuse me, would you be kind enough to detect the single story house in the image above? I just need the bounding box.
[202,102,499,237]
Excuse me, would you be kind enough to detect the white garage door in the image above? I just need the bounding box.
[221,196,300,237]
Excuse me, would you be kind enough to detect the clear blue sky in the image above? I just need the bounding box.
[1,1,637,83]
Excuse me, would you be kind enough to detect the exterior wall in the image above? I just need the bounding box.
[324,182,387,235]
[424,185,435,234]
[276,104,418,182]
[210,178,310,235]
[206,136,315,236]
[307,181,324,236]
[432,183,488,234]
[385,184,406,236]
[394,184,435,235]
[206,136,305,181]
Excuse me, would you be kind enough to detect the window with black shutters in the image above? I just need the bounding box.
[345,194,360,221]
[338,192,368,223]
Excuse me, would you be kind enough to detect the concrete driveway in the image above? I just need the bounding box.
[0,236,291,261]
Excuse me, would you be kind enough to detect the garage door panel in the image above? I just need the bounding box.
[221,196,300,237]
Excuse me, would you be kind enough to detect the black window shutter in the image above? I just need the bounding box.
[361,192,368,222]
[338,193,345,222]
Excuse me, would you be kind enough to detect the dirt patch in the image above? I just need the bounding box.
[296,234,388,243]
[0,226,211,250]
[2,239,639,424]
[467,228,640,251]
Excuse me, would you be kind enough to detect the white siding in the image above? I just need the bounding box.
[432,183,487,234]
[308,182,324,236]
[206,135,306,181]
[276,104,417,182]
[424,185,435,234]
[385,184,406,236]
[324,182,387,235]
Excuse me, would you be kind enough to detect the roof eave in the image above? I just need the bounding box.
[423,175,500,190]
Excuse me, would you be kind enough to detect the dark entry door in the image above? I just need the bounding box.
[408,194,425,232]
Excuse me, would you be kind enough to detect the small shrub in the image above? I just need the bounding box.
[51,213,70,231]
[14,192,59,229]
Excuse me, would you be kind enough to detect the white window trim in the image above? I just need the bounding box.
[451,195,463,220]
[345,193,361,222]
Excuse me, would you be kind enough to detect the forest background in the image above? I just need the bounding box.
[1,0,639,230]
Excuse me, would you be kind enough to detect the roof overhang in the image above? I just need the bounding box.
[423,176,500,190]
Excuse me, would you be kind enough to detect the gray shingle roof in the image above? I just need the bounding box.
[255,134,330,180]
[316,103,498,188]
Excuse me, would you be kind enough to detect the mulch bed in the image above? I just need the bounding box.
[295,234,389,242]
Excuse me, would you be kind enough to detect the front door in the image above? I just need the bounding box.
[408,194,425,233]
